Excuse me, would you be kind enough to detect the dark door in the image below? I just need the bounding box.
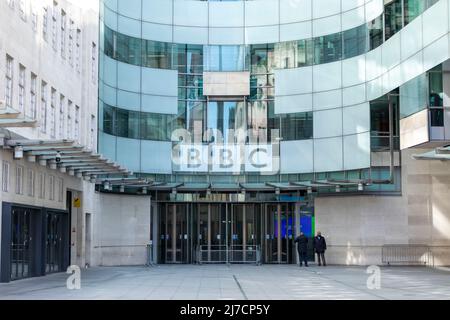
[10,208,32,281]
[160,204,190,264]
[45,212,66,273]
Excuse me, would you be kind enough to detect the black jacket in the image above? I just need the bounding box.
[313,236,327,253]
[294,234,308,253]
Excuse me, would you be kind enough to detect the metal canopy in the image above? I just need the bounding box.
[413,146,450,161]
[3,139,132,181]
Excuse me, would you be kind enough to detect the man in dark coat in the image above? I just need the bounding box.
[294,232,308,267]
[313,231,327,266]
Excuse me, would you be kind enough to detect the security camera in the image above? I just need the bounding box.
[55,151,62,163]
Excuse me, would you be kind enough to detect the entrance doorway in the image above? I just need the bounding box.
[10,207,34,281]
[157,202,311,264]
[45,211,69,274]
[264,203,295,264]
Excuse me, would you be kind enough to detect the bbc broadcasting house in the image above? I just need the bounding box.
[1,0,450,283]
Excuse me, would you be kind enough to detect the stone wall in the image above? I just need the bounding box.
[315,148,450,266]
[91,193,151,266]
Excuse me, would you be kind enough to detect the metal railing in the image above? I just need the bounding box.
[198,245,261,265]
[382,245,434,266]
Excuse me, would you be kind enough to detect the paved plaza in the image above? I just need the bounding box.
[1,265,450,300]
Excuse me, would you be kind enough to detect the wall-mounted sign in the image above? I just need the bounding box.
[73,197,81,208]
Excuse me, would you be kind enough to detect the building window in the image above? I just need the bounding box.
[31,7,38,31]
[50,88,56,137]
[59,94,65,138]
[15,165,24,195]
[42,6,48,41]
[2,161,10,192]
[27,169,35,197]
[385,0,403,41]
[18,65,26,113]
[67,100,73,139]
[40,81,47,133]
[91,42,97,82]
[5,55,14,109]
[19,0,26,20]
[49,175,55,200]
[280,112,313,141]
[30,73,37,119]
[39,172,45,199]
[52,1,58,51]
[76,28,81,73]
[61,10,66,59]
[74,105,80,141]
[90,114,96,149]
[58,177,64,202]
[314,33,342,64]
[68,19,74,66]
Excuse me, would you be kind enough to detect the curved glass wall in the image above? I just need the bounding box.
[103,23,369,71]
[102,0,439,70]
[98,0,439,184]
[101,102,313,142]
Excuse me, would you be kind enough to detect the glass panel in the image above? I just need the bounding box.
[198,205,208,247]
[206,101,246,144]
[275,41,297,69]
[430,109,444,126]
[343,25,367,59]
[314,33,342,64]
[297,39,314,67]
[280,112,313,141]
[429,66,443,107]
[404,0,425,25]
[103,103,115,135]
[204,45,249,72]
[385,0,403,41]
[116,32,141,66]
[186,101,205,143]
[400,73,428,118]
[104,26,115,58]
[142,40,172,69]
[247,100,268,144]
[370,93,400,151]
[368,15,384,50]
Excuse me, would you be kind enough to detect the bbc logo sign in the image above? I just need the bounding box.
[173,144,278,173]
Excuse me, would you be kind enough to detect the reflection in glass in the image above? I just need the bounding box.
[186,101,205,143]
[314,33,342,64]
[207,101,246,144]
[400,73,427,119]
[343,25,367,59]
[280,112,313,141]
[385,0,403,41]
[429,66,443,107]
[204,45,249,71]
[368,15,383,50]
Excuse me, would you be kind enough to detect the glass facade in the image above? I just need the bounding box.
[98,0,441,185]
[399,64,444,127]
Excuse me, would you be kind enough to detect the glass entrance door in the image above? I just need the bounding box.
[46,212,64,273]
[10,208,32,281]
[160,204,190,263]
[158,202,301,264]
[264,203,296,264]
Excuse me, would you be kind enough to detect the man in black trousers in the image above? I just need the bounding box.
[313,231,327,266]
[294,232,308,267]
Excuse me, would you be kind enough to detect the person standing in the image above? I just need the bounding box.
[294,232,308,267]
[313,231,327,266]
